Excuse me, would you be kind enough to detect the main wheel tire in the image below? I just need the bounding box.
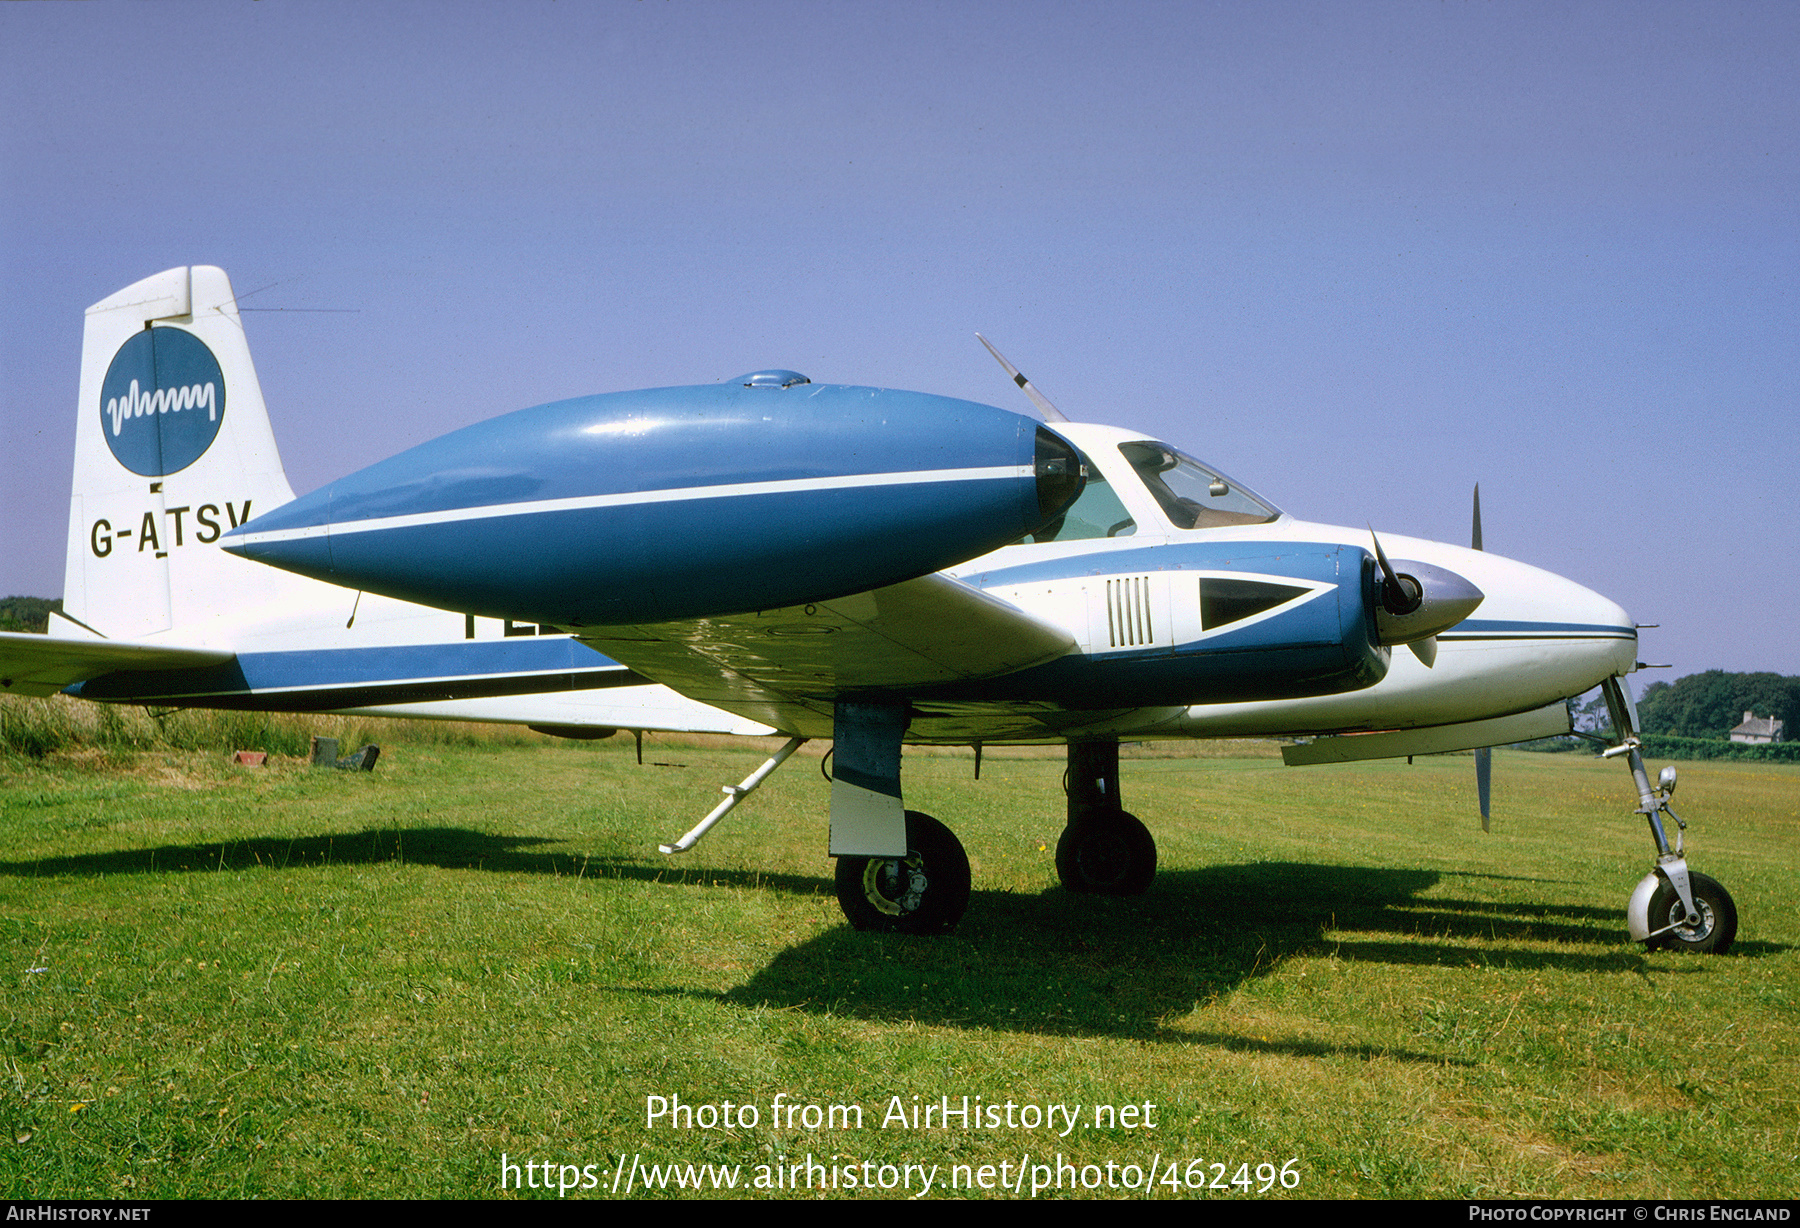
[834,811,970,935]
[1055,811,1156,895]
[1645,871,1738,955]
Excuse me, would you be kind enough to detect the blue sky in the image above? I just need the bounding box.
[3,1,1794,686]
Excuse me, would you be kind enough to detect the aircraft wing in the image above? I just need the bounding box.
[577,572,1077,734]
[0,632,235,698]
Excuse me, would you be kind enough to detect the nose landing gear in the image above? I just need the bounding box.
[1601,677,1738,954]
[1639,871,1737,953]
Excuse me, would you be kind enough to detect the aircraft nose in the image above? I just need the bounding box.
[1595,589,1634,636]
[1439,550,1640,683]
[1553,575,1639,680]
[1545,569,1634,638]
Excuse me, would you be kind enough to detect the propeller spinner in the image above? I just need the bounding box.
[1367,527,1484,666]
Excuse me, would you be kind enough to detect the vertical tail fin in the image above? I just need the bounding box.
[63,267,304,639]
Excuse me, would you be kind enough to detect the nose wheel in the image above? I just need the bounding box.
[1639,870,1738,955]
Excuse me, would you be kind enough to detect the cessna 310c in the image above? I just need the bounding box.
[3,267,1734,954]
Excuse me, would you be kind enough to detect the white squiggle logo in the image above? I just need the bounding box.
[106,379,218,436]
[99,326,226,477]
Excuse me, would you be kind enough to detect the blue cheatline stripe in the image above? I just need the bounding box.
[231,638,622,689]
[966,540,1350,587]
[96,666,648,713]
[66,637,649,709]
[72,667,651,713]
[1437,620,1635,639]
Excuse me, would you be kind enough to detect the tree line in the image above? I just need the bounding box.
[1637,670,1796,741]
[0,596,61,633]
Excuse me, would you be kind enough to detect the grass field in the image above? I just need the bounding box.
[1,713,1795,1199]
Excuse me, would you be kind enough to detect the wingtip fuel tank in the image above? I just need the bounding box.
[225,379,1084,627]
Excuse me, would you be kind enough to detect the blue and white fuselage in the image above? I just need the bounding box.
[945,422,1635,743]
[223,386,1635,747]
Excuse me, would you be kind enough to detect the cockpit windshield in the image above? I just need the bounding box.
[1118,441,1280,529]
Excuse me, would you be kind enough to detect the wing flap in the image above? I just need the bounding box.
[0,632,235,697]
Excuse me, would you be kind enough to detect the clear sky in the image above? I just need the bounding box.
[2,1,1794,687]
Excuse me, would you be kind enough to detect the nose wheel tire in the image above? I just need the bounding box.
[835,811,970,935]
[1056,812,1156,895]
[1645,872,1738,955]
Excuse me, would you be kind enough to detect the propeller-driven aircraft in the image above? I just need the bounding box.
[4,267,1735,955]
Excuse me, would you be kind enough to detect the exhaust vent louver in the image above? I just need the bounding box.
[1106,576,1155,648]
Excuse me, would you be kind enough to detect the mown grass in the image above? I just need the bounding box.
[0,694,554,761]
[0,712,1794,1199]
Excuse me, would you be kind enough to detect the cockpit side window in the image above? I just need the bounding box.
[1118,441,1280,529]
[1017,465,1136,543]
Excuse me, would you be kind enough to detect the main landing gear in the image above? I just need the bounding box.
[1057,740,1157,895]
[835,811,971,935]
[1601,677,1738,954]
[662,724,1161,935]
[832,739,1157,932]
[824,701,974,934]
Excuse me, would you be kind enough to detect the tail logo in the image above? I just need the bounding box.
[99,327,227,477]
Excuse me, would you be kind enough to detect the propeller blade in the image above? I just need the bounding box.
[975,334,1070,423]
[1475,746,1492,832]
[1470,486,1490,829]
[1471,489,1490,827]
[1463,486,1491,828]
[1408,636,1438,668]
[1368,526,1422,615]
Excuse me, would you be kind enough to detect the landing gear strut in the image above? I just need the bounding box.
[1056,740,1156,895]
[1602,677,1738,954]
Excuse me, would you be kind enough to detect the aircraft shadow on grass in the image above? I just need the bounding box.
[13,828,1752,1055]
[4,827,1613,956]
[702,863,1698,1054]
[0,827,595,881]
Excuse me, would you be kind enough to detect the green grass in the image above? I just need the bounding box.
[0,724,1795,1199]
[0,693,553,760]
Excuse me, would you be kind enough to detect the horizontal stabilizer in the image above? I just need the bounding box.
[1281,702,1571,766]
[0,632,234,698]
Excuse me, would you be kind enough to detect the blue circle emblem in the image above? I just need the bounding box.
[99,327,227,477]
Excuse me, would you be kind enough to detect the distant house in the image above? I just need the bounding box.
[1729,710,1784,744]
